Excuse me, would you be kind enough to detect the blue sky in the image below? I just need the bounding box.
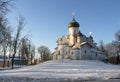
[8,0,120,52]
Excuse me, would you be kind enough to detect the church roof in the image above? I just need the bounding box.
[80,42,93,48]
[68,18,80,28]
[72,42,93,49]
[89,35,93,40]
[77,31,83,36]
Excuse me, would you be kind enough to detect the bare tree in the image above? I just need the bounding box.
[30,44,35,64]
[0,0,13,15]
[37,46,51,61]
[12,15,25,69]
[20,38,29,59]
[114,30,120,54]
[0,0,13,44]
[19,37,32,65]
[115,30,120,41]
[0,0,13,68]
[98,40,106,53]
[2,26,11,68]
[114,30,120,64]
[105,42,117,56]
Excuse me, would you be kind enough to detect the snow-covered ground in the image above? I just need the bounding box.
[0,60,120,82]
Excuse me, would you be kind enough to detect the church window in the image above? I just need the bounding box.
[74,31,75,34]
[66,52,67,55]
[58,51,60,55]
[85,50,87,54]
[71,51,73,55]
[96,53,97,57]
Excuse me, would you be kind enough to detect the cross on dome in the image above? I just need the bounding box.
[72,12,75,18]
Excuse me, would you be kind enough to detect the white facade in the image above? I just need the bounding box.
[53,18,105,60]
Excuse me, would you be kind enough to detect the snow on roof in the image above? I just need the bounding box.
[80,42,92,48]
[80,42,87,45]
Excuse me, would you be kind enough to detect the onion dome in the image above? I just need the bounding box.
[77,31,83,36]
[68,18,80,28]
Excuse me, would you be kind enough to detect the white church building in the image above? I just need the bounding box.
[53,17,105,61]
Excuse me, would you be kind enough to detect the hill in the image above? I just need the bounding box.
[0,60,120,82]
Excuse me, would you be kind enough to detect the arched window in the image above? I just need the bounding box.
[96,53,97,57]
[85,50,87,54]
[74,31,75,34]
[71,51,73,55]
[58,51,60,55]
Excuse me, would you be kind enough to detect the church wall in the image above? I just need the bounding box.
[57,44,71,59]
[53,53,57,60]
[69,27,78,45]
[57,45,64,50]
[70,49,82,60]
[62,36,69,44]
[91,52,96,60]
[69,35,77,45]
[71,49,77,60]
[63,48,70,59]
[81,45,92,60]
[91,51,105,61]
[57,54,61,60]
[77,36,81,43]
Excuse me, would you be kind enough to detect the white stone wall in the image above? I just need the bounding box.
[80,45,92,60]
[77,36,81,43]
[72,49,81,60]
[91,51,105,61]
[69,35,76,45]
[69,27,79,45]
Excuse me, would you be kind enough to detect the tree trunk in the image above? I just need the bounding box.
[3,48,6,68]
[12,49,16,69]
[116,53,119,64]
[12,54,15,69]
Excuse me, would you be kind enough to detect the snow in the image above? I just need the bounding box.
[0,59,120,82]
[0,59,4,61]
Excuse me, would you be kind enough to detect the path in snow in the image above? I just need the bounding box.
[0,60,120,82]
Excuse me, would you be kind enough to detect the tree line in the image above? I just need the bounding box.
[0,0,52,69]
[98,30,120,64]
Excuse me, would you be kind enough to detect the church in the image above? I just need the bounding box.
[53,17,105,60]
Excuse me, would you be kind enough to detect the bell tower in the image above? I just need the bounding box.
[68,15,80,45]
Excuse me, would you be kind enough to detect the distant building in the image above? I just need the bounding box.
[53,17,105,60]
[0,56,11,67]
